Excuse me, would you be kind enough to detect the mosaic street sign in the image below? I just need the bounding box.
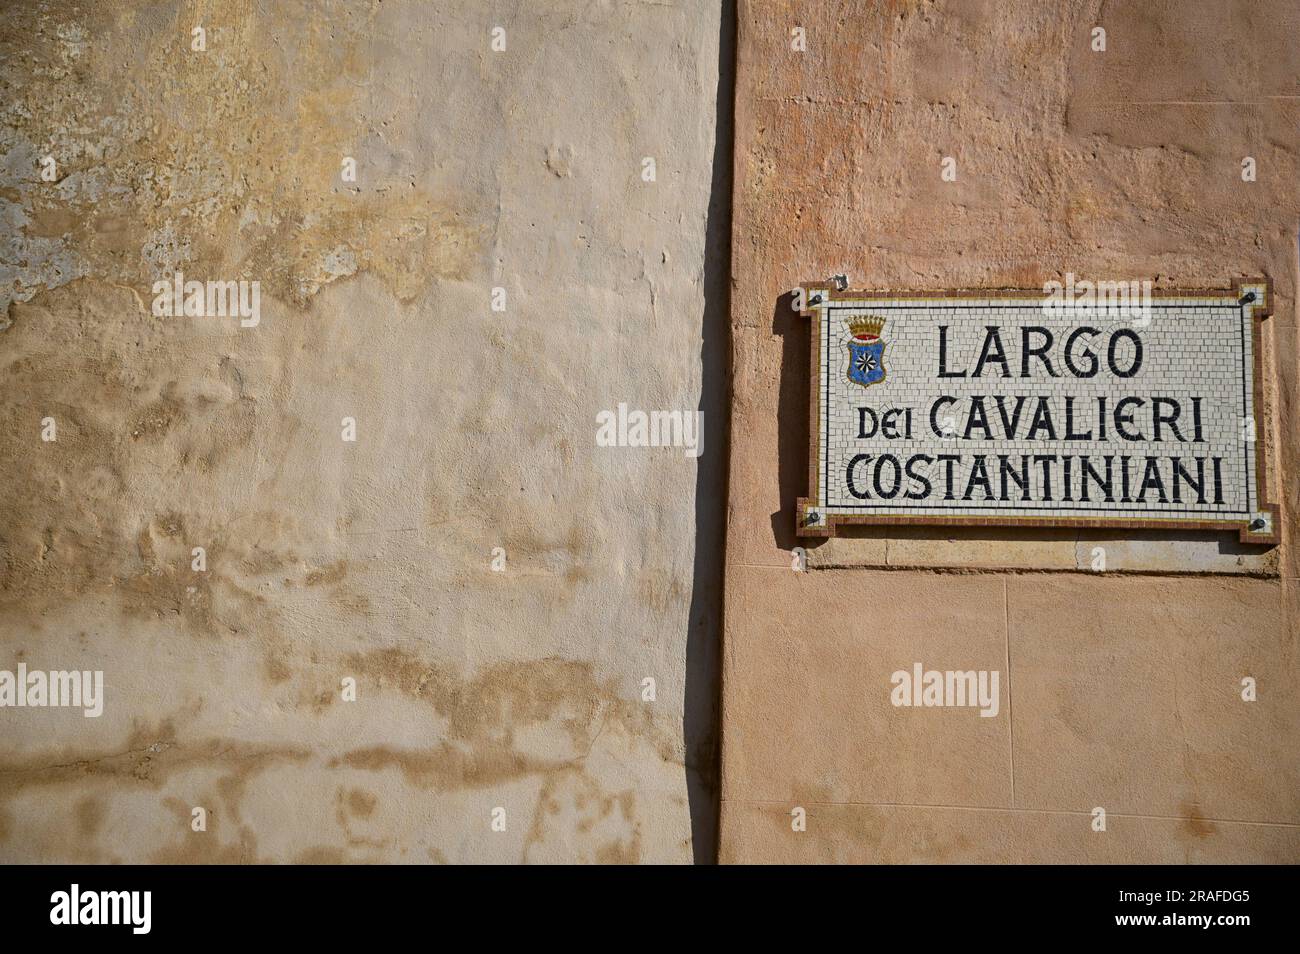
[796,280,1278,543]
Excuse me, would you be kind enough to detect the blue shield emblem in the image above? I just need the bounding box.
[847,339,886,387]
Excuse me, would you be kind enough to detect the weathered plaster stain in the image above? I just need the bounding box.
[1,0,482,317]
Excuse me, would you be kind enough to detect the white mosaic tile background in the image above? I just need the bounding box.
[813,294,1260,524]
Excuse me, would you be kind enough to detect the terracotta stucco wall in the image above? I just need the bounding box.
[721,0,1299,862]
[1,0,725,863]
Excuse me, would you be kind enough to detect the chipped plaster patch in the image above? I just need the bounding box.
[0,0,483,315]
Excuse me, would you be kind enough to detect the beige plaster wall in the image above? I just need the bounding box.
[721,0,1300,863]
[1,0,726,863]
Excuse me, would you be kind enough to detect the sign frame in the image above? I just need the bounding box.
[795,278,1279,544]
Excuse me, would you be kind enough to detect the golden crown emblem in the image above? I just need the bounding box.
[847,315,885,339]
